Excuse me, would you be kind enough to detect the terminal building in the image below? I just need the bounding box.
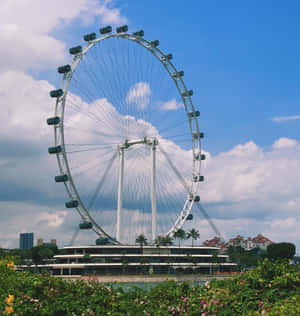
[34,244,236,276]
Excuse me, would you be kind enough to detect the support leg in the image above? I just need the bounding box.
[116,147,124,241]
[151,142,157,243]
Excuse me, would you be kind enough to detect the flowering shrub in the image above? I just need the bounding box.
[0,258,299,315]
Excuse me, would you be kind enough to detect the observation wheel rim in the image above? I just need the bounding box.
[52,30,203,243]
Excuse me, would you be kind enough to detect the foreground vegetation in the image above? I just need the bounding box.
[1,258,299,315]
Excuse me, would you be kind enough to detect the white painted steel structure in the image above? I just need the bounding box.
[49,27,204,244]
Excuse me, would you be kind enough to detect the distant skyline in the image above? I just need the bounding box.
[0,1,299,251]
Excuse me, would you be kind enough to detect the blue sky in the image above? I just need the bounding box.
[43,0,300,154]
[0,0,300,251]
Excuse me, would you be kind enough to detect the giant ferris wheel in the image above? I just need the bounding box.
[47,25,206,244]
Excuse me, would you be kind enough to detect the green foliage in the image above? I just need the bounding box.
[0,257,299,315]
[155,235,173,246]
[31,245,58,265]
[173,229,186,247]
[267,242,296,260]
[186,229,200,247]
[135,234,148,247]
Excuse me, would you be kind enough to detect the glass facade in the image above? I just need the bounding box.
[19,233,34,249]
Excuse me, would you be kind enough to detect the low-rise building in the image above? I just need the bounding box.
[204,234,273,251]
[23,245,236,276]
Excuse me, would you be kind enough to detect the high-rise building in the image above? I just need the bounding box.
[37,238,43,246]
[19,233,34,249]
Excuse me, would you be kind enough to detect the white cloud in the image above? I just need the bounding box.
[0,0,127,72]
[1,70,300,250]
[160,98,183,110]
[126,82,151,109]
[272,137,299,149]
[271,115,300,122]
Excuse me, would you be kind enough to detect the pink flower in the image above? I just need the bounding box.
[220,303,223,307]
[202,313,208,316]
[171,307,175,311]
[140,301,144,305]
[258,301,264,308]
[203,304,207,309]
[201,300,207,304]
[34,307,38,311]
[108,288,111,292]
[186,302,190,306]
[212,299,217,305]
[19,300,23,304]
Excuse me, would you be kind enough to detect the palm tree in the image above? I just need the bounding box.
[187,228,200,247]
[162,235,173,246]
[135,234,148,248]
[173,228,186,247]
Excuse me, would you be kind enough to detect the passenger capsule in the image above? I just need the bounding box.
[116,25,128,33]
[186,214,193,220]
[200,154,206,160]
[194,195,200,202]
[161,53,173,61]
[133,30,144,37]
[65,200,79,208]
[189,194,200,202]
[188,110,200,118]
[79,221,93,229]
[172,70,184,78]
[48,146,62,154]
[50,89,63,98]
[150,40,159,47]
[96,237,109,245]
[182,90,193,97]
[69,45,82,55]
[55,174,68,183]
[100,26,112,34]
[57,64,71,74]
[83,32,96,41]
[47,116,60,125]
[192,132,204,139]
[193,175,204,182]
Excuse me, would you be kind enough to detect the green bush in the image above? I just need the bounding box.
[0,258,299,315]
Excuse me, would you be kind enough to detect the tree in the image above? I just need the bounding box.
[31,245,58,265]
[267,242,296,261]
[186,229,200,247]
[173,229,186,247]
[135,234,148,248]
